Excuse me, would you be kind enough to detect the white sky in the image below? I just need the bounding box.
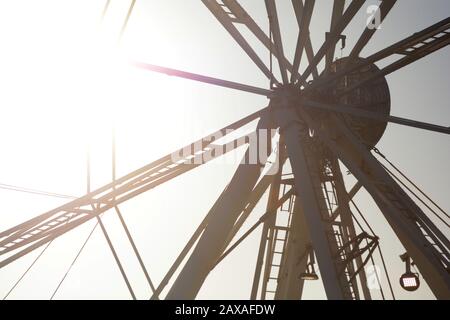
[0,0,449,300]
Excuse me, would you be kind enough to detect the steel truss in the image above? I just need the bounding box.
[1,1,449,300]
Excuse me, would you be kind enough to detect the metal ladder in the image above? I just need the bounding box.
[394,21,450,56]
[261,178,296,299]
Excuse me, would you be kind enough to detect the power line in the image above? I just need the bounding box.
[0,183,76,199]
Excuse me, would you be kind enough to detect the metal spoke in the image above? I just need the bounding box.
[307,17,450,92]
[265,0,289,84]
[291,0,316,83]
[0,108,269,269]
[325,0,345,71]
[202,0,279,84]
[348,0,397,60]
[297,0,365,86]
[220,0,301,82]
[132,61,273,97]
[302,100,450,135]
[338,33,450,97]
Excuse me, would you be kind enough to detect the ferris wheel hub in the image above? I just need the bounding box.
[327,57,391,147]
[268,57,391,148]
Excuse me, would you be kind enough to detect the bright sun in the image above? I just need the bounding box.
[0,0,192,198]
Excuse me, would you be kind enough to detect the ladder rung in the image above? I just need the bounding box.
[271,264,281,267]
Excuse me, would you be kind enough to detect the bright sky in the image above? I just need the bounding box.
[0,0,449,300]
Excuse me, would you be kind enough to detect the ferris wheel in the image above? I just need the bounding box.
[0,0,449,300]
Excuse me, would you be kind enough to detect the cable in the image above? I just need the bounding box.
[50,221,98,300]
[3,240,53,300]
[3,211,76,299]
[380,162,450,228]
[350,199,376,236]
[377,245,396,300]
[373,147,450,220]
[0,183,76,199]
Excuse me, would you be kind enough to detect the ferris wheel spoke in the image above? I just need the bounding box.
[201,0,280,85]
[265,0,289,84]
[205,0,301,84]
[387,116,450,135]
[325,0,345,72]
[165,114,275,299]
[302,100,450,135]
[348,0,397,61]
[132,61,273,97]
[291,0,316,83]
[297,0,365,87]
[337,34,450,98]
[306,17,450,93]
[0,106,270,269]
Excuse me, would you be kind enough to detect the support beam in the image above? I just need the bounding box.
[0,109,267,268]
[97,215,136,300]
[222,0,302,81]
[273,107,344,299]
[115,206,156,294]
[214,188,295,268]
[302,100,450,135]
[331,160,371,300]
[291,0,315,83]
[325,0,345,71]
[299,109,450,299]
[265,0,289,83]
[330,181,362,221]
[338,34,450,97]
[348,0,397,60]
[166,115,274,299]
[132,61,273,97]
[202,0,279,84]
[224,174,274,250]
[151,209,209,300]
[297,0,365,86]
[307,17,450,92]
